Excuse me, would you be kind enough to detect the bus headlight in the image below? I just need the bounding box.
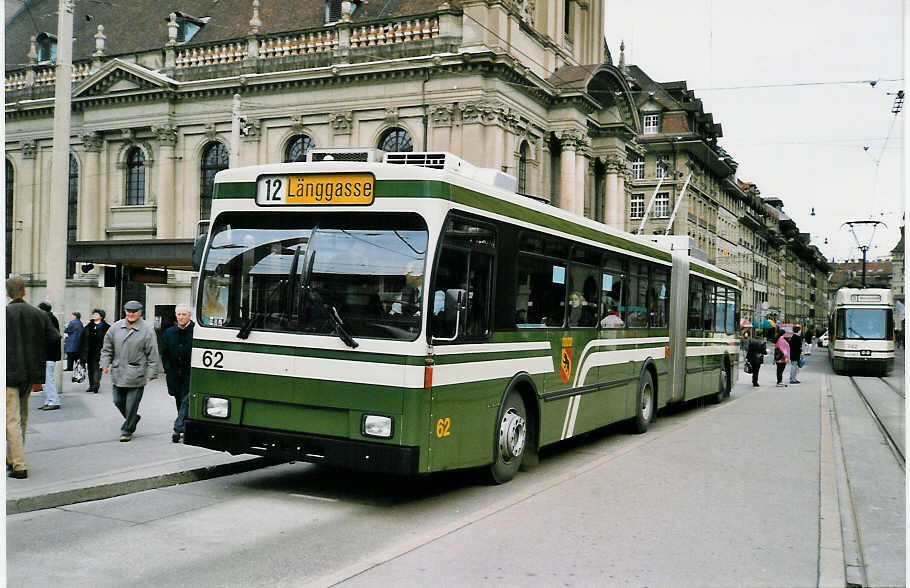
[204,396,230,419]
[362,415,393,438]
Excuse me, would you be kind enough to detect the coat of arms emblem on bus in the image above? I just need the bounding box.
[560,339,573,383]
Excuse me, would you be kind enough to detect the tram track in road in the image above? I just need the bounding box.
[877,374,905,398]
[848,376,905,469]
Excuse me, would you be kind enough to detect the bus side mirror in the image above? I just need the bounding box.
[432,288,466,342]
[192,220,211,272]
[192,234,206,271]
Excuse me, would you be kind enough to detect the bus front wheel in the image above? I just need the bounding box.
[488,391,527,484]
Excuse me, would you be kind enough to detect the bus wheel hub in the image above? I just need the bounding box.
[499,409,526,460]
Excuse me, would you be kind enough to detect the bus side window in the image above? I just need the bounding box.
[688,279,703,331]
[516,254,565,327]
[431,247,468,339]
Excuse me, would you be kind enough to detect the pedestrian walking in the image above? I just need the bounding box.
[161,304,195,443]
[745,331,767,387]
[63,311,84,370]
[100,300,159,442]
[774,329,790,387]
[79,309,110,393]
[6,277,61,478]
[37,300,63,410]
[788,325,804,384]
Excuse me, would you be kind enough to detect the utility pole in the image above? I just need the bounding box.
[47,0,75,390]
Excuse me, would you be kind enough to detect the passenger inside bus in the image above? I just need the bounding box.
[568,290,597,327]
[600,307,624,328]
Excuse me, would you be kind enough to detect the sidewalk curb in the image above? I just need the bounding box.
[6,457,271,515]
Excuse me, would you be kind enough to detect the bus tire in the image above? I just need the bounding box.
[710,364,729,404]
[488,390,527,484]
[632,371,655,434]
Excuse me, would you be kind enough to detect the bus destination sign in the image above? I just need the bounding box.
[257,174,374,205]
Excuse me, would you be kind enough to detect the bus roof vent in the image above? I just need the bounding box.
[308,148,385,162]
[384,151,518,192]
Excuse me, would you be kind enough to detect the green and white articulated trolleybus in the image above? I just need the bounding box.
[828,287,895,375]
[184,149,742,483]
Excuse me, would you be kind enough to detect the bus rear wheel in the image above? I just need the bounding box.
[488,391,527,484]
[632,372,654,434]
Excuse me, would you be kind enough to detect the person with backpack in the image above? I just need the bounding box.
[745,331,767,387]
[774,329,791,387]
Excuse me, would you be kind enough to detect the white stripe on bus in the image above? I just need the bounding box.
[433,341,552,355]
[432,356,554,386]
[562,345,668,440]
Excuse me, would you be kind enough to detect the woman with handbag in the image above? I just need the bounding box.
[745,331,766,387]
[774,329,791,387]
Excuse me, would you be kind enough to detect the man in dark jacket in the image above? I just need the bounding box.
[37,300,62,410]
[789,326,803,384]
[161,304,194,443]
[79,308,110,393]
[745,331,767,387]
[6,277,61,478]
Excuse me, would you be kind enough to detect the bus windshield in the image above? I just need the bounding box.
[199,212,428,341]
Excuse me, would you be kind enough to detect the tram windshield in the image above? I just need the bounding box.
[199,212,428,341]
[837,308,893,340]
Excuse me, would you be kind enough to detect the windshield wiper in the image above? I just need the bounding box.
[847,327,868,340]
[326,303,359,349]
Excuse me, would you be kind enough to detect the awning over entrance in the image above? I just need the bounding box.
[69,239,195,271]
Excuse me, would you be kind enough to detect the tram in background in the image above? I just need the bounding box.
[184,149,741,483]
[828,287,895,375]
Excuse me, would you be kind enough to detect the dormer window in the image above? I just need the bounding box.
[172,12,208,43]
[642,113,660,135]
[35,32,57,63]
[325,1,359,24]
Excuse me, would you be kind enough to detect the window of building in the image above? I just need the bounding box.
[630,194,644,219]
[630,154,644,180]
[654,192,670,218]
[36,32,57,63]
[200,142,228,221]
[325,0,359,24]
[125,148,146,206]
[378,127,413,152]
[642,113,660,134]
[563,1,573,37]
[517,141,529,194]
[285,134,315,163]
[5,159,13,277]
[67,154,78,277]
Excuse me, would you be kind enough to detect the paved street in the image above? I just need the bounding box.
[7,350,905,587]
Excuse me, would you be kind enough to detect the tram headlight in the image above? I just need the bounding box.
[204,396,230,419]
[362,415,393,438]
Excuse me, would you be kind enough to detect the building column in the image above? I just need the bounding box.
[559,131,580,214]
[574,149,586,217]
[81,133,103,240]
[153,125,178,238]
[603,154,623,229]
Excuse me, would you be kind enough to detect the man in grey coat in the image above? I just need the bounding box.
[101,300,159,442]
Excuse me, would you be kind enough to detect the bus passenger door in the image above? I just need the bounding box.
[428,217,496,470]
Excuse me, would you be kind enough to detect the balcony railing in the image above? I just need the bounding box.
[7,13,446,94]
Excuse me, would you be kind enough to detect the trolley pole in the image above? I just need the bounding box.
[47,0,76,390]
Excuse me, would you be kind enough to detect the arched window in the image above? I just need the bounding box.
[125,147,145,205]
[200,142,228,220]
[378,127,413,152]
[517,141,530,194]
[285,134,315,163]
[5,159,13,277]
[67,154,78,276]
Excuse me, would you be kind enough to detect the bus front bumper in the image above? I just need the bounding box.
[184,420,420,475]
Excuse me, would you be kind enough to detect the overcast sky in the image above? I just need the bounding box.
[605,0,905,264]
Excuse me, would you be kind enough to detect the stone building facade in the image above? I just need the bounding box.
[5,0,831,329]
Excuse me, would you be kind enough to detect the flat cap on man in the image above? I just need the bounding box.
[123,300,143,311]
